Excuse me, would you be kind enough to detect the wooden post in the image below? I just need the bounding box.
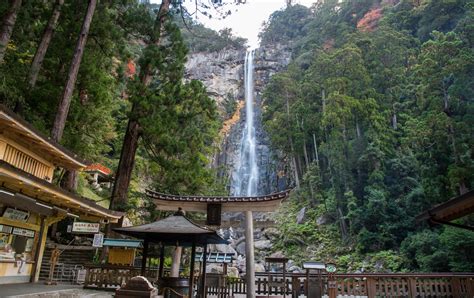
[159,244,165,279]
[367,277,377,298]
[30,216,45,282]
[141,239,149,276]
[327,272,336,298]
[201,242,208,298]
[244,210,255,298]
[466,277,474,297]
[408,277,417,297]
[189,240,196,298]
[451,277,461,298]
[305,269,309,296]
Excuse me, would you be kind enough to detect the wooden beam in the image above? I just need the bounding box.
[159,244,165,279]
[141,239,149,276]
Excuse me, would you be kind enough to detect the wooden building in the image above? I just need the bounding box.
[0,105,122,284]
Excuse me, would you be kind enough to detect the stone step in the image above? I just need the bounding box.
[39,244,96,281]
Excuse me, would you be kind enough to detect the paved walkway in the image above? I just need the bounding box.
[1,283,113,298]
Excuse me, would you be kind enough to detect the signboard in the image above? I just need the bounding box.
[72,222,100,234]
[0,224,13,233]
[76,269,87,284]
[326,263,337,273]
[12,227,35,238]
[92,233,104,248]
[207,203,222,225]
[3,208,29,222]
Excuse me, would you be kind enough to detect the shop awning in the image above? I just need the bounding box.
[103,238,142,248]
[195,252,234,263]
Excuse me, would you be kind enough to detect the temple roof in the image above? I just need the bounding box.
[417,189,474,223]
[0,104,88,170]
[0,160,123,222]
[114,213,227,245]
[146,189,291,212]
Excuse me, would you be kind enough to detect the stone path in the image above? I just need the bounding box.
[1,283,113,298]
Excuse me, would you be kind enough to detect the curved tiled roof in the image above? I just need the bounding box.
[0,104,88,169]
[145,188,292,203]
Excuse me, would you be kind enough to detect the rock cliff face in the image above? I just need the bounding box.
[186,44,291,194]
[185,43,292,270]
[185,49,245,115]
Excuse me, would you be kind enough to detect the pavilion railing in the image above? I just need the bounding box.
[83,264,159,290]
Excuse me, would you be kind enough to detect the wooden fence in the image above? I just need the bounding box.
[83,266,474,297]
[83,265,159,290]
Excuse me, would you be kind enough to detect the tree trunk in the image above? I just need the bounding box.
[0,0,22,63]
[321,88,326,114]
[28,0,64,89]
[110,115,141,210]
[355,120,361,138]
[312,133,320,168]
[60,169,78,192]
[109,0,171,209]
[51,0,97,142]
[303,138,310,170]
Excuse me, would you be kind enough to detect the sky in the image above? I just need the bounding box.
[151,0,315,48]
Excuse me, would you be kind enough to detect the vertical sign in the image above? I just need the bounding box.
[92,233,104,248]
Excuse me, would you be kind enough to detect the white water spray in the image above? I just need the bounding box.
[230,50,258,298]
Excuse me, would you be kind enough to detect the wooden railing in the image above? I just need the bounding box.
[220,273,474,297]
[83,265,159,290]
[83,266,474,297]
[2,143,53,181]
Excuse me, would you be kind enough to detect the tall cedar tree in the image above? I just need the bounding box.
[28,0,64,89]
[0,0,22,63]
[110,0,171,210]
[51,0,96,142]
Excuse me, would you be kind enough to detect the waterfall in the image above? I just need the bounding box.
[232,50,259,197]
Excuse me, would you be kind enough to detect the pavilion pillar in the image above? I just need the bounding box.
[170,245,183,277]
[189,240,196,298]
[141,239,149,276]
[245,210,255,298]
[201,242,208,298]
[159,244,165,279]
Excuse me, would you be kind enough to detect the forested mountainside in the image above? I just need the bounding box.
[0,1,245,219]
[1,0,473,274]
[260,0,474,272]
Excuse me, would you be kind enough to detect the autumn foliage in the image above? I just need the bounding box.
[357,7,383,32]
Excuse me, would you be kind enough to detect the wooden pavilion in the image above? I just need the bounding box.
[114,210,227,297]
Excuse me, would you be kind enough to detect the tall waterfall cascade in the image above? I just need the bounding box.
[230,49,259,298]
[232,50,259,197]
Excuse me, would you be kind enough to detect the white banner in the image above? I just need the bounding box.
[12,227,35,238]
[72,222,100,233]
